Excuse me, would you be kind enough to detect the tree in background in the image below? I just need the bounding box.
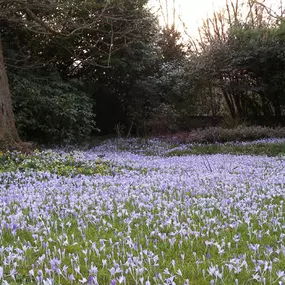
[77,0,160,134]
[124,0,189,135]
[189,0,285,126]
[138,0,285,132]
[0,39,20,149]
[2,0,285,144]
[0,0,157,146]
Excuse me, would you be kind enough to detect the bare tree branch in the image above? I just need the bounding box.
[24,7,58,34]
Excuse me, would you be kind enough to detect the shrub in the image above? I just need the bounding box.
[165,126,285,144]
[10,72,96,144]
[147,103,178,134]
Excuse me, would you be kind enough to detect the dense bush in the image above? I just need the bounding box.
[147,103,178,134]
[165,126,285,144]
[10,72,96,144]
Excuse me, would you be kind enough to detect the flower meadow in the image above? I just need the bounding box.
[1,139,285,285]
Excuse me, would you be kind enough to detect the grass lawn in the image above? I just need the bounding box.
[166,142,285,156]
[0,139,285,284]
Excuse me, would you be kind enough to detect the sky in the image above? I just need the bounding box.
[149,0,285,38]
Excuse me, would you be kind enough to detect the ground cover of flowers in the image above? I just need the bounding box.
[1,139,285,285]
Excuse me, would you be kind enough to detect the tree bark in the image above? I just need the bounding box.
[0,37,21,150]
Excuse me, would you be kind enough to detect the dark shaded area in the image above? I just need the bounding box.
[178,116,223,130]
[1,0,285,145]
[248,116,285,127]
[94,90,127,135]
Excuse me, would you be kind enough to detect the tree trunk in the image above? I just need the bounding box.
[0,38,21,150]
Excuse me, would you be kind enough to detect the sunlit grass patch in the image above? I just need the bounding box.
[0,150,113,176]
[166,142,285,156]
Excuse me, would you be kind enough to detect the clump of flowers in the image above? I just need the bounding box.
[0,140,285,284]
